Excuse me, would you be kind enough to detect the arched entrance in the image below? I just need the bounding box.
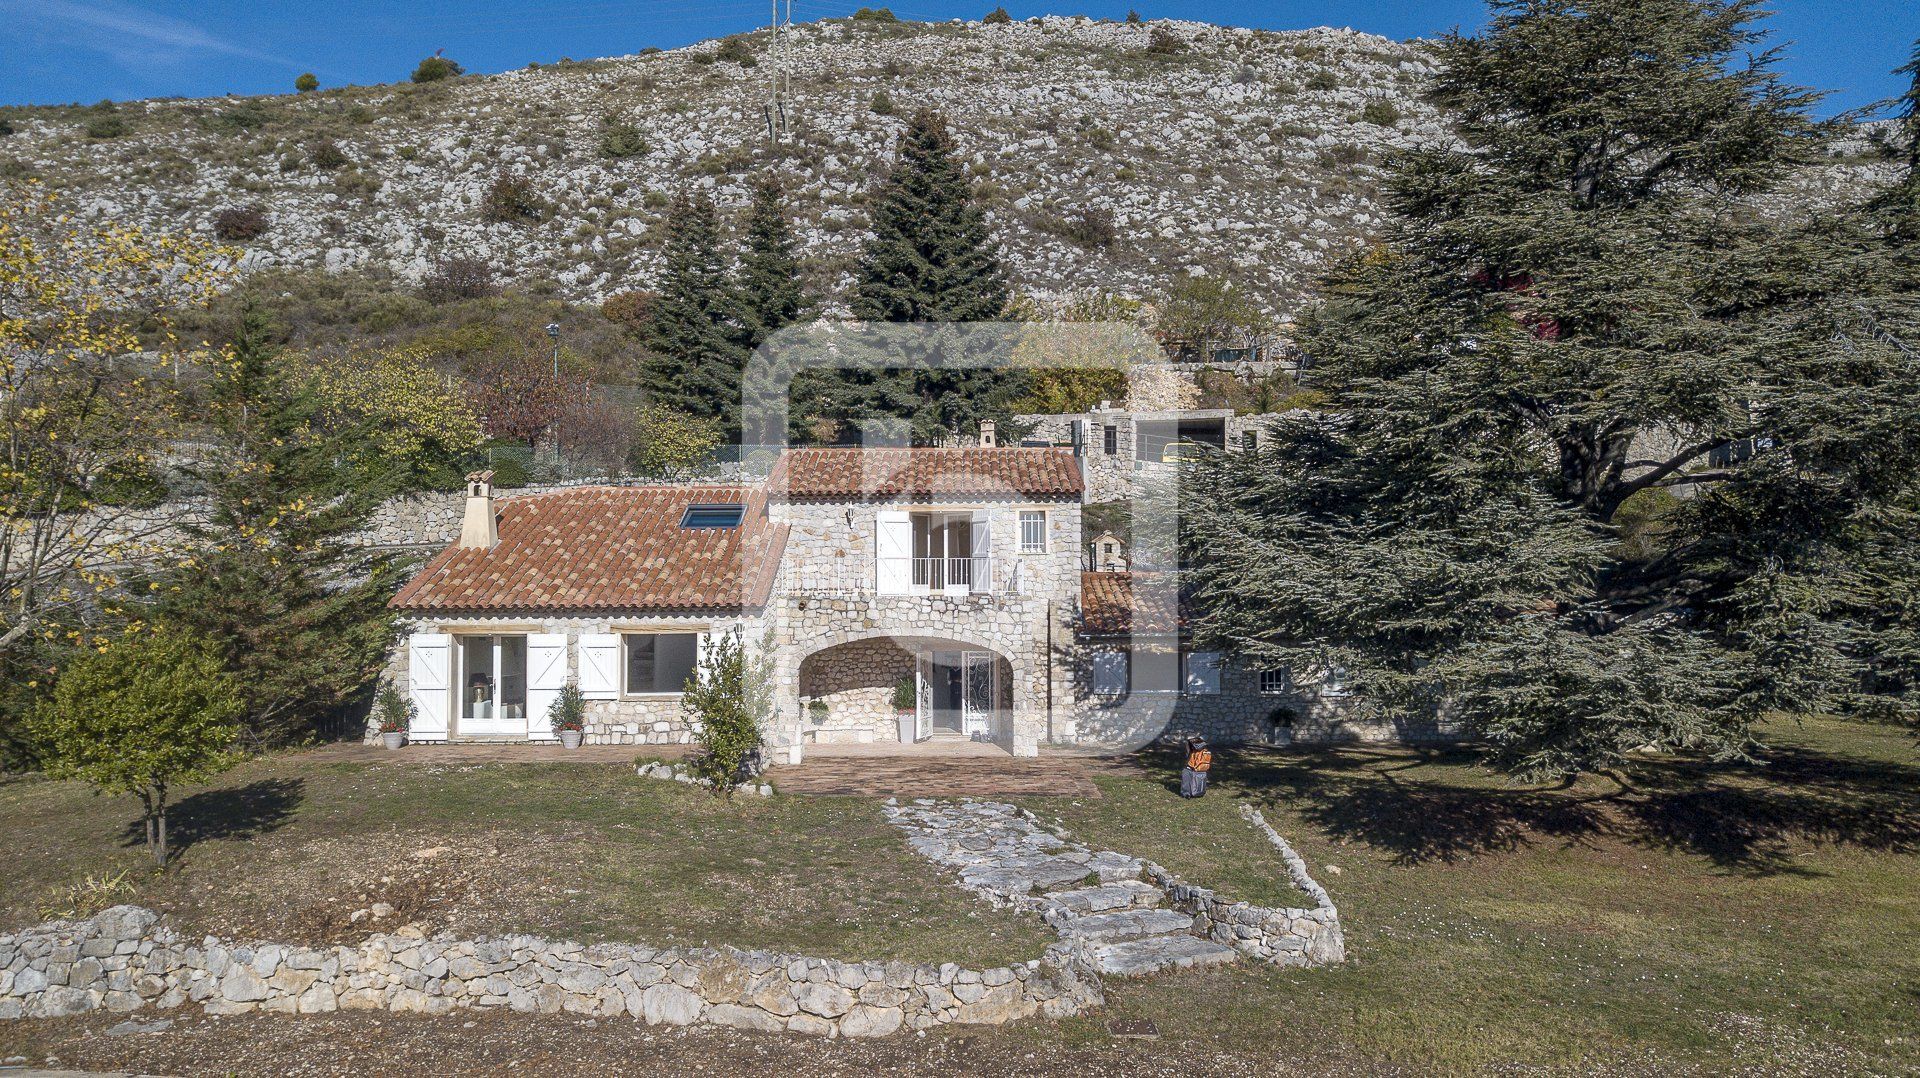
[797,635,1016,747]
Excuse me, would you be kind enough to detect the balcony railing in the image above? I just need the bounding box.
[786,557,1016,598]
[907,555,989,592]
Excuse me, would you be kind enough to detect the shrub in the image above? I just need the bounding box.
[1145,27,1186,54]
[711,37,757,66]
[640,46,663,56]
[84,114,128,139]
[1306,71,1339,91]
[308,139,349,169]
[212,205,270,241]
[983,6,1011,23]
[419,257,498,303]
[601,289,655,329]
[851,6,897,20]
[598,122,647,159]
[207,101,271,133]
[1126,9,1142,23]
[373,685,413,734]
[295,73,319,93]
[870,89,897,116]
[630,403,722,480]
[682,629,772,795]
[1359,99,1402,126]
[29,627,246,867]
[0,118,13,138]
[547,683,586,733]
[412,54,464,83]
[892,677,916,711]
[1036,206,1118,249]
[481,172,547,224]
[39,869,136,921]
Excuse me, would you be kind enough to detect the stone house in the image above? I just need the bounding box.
[379,446,1413,756]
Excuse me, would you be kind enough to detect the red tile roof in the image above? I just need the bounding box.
[769,447,1083,500]
[1079,571,1186,635]
[391,486,787,614]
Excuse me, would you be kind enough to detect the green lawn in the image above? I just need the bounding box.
[1021,716,1920,1074]
[0,757,1053,967]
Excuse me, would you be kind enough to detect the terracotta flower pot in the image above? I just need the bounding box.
[559,729,583,749]
[381,732,404,750]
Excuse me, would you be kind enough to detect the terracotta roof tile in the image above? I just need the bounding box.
[391,485,787,614]
[1079,571,1186,635]
[769,447,1082,500]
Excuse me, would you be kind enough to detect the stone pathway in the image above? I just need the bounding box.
[884,800,1241,977]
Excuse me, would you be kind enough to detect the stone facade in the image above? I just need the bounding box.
[0,906,1100,1034]
[796,637,919,743]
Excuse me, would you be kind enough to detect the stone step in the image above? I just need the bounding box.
[1045,880,1165,916]
[1054,908,1196,944]
[1091,934,1241,977]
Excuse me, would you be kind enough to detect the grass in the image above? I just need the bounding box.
[1018,716,1920,1073]
[0,756,1051,967]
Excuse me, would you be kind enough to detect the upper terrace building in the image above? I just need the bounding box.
[381,446,1437,758]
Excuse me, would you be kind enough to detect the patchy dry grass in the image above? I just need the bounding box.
[0,758,1051,966]
[1020,716,1920,1074]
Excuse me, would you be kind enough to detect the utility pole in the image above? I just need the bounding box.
[765,0,792,142]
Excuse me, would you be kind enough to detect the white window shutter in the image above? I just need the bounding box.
[579,633,620,699]
[875,511,912,594]
[970,511,994,594]
[1185,650,1222,695]
[1092,649,1128,696]
[406,633,451,739]
[524,634,568,740]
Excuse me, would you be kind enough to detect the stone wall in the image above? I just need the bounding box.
[0,906,1103,1035]
[797,638,918,742]
[1142,803,1346,967]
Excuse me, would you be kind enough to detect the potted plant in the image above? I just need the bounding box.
[549,682,587,749]
[891,676,917,743]
[806,698,830,727]
[374,685,412,749]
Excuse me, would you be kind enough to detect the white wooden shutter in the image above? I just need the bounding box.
[407,633,451,740]
[1092,649,1128,696]
[525,634,568,740]
[875,511,912,594]
[969,511,994,594]
[579,633,621,699]
[1185,650,1222,695]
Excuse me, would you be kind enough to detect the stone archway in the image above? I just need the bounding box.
[797,635,1017,747]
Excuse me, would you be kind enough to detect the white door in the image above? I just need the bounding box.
[913,655,930,741]
[525,634,568,740]
[407,633,450,740]
[962,651,995,737]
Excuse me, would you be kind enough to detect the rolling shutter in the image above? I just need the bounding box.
[579,633,621,699]
[525,633,569,740]
[407,633,451,740]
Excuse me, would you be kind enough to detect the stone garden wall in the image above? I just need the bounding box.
[0,906,1104,1035]
[1142,803,1346,967]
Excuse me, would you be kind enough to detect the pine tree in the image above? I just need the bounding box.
[1183,0,1920,779]
[737,176,806,349]
[158,305,407,744]
[852,109,1007,321]
[640,193,747,437]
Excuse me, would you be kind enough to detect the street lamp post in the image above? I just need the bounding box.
[545,322,561,379]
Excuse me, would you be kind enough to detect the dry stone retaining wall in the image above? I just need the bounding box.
[1142,802,1346,966]
[0,906,1102,1035]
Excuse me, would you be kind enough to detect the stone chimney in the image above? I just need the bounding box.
[458,470,498,550]
[978,419,997,447]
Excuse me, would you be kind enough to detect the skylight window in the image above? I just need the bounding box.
[680,504,745,529]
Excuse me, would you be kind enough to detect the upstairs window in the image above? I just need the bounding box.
[1103,425,1118,455]
[1019,510,1047,554]
[680,504,744,529]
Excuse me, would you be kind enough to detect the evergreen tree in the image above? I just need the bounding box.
[1184,0,1920,779]
[158,306,407,745]
[737,176,806,348]
[852,109,1007,321]
[801,109,1021,443]
[640,193,747,438]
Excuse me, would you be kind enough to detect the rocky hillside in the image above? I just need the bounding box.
[0,16,1891,320]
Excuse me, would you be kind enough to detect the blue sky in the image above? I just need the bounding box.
[1,0,1912,117]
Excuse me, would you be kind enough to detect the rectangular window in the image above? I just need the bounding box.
[1092,649,1129,696]
[1182,650,1221,695]
[680,504,744,529]
[1103,425,1118,455]
[1019,510,1047,554]
[624,633,700,695]
[1260,667,1289,695]
[460,634,528,720]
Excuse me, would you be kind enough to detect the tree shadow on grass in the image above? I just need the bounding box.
[1108,734,1920,876]
[119,778,304,858]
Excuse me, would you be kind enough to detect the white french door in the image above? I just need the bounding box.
[917,650,998,738]
[458,634,528,737]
